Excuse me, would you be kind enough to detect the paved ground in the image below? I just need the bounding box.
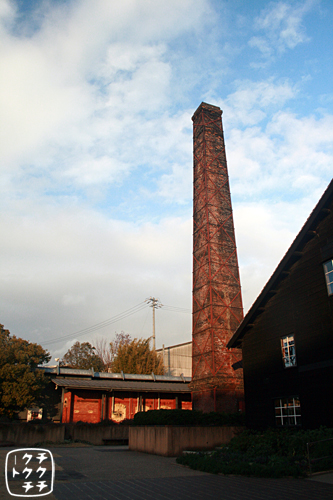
[0,445,332,500]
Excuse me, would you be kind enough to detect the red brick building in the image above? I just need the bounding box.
[43,367,191,423]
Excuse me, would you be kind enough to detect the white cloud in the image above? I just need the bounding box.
[249,0,316,59]
[62,295,86,306]
[216,79,297,127]
[0,0,208,189]
[234,192,325,312]
[64,156,129,186]
[1,0,332,363]
[0,198,192,355]
[214,81,333,200]
[0,0,15,24]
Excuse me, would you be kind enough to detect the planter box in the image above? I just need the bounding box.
[129,426,242,457]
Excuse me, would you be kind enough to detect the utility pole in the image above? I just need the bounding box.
[145,297,162,350]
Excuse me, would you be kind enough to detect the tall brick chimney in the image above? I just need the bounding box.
[191,102,244,413]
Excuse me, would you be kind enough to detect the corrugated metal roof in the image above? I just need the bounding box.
[42,367,191,383]
[52,378,190,393]
[156,340,192,352]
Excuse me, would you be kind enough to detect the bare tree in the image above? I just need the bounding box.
[95,332,132,372]
[110,331,132,362]
[94,336,113,371]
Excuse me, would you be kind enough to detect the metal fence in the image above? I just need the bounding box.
[306,437,333,475]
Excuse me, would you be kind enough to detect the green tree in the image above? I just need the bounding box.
[61,341,104,371]
[0,324,51,418]
[112,337,165,375]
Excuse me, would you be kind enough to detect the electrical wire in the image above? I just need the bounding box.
[140,308,150,336]
[43,302,148,346]
[43,301,191,347]
[161,304,191,313]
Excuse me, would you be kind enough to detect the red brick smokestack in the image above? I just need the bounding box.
[191,102,244,413]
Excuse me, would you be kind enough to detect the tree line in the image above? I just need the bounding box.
[61,332,164,375]
[0,324,164,419]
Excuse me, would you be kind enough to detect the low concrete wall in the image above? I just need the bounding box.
[0,423,130,447]
[0,423,65,446]
[66,424,129,445]
[129,426,241,457]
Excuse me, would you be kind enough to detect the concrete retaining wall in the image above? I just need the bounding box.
[129,426,241,456]
[65,424,129,445]
[0,423,129,446]
[0,423,65,446]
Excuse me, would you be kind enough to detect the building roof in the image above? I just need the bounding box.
[43,366,191,392]
[52,378,190,393]
[43,366,190,383]
[228,179,333,349]
[156,340,192,352]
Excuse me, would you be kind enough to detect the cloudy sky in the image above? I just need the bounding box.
[1,0,332,363]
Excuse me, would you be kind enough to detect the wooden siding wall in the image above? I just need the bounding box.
[242,203,333,429]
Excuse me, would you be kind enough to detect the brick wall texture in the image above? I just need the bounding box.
[191,102,244,412]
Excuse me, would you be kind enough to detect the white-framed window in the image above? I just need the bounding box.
[274,397,301,426]
[281,335,296,368]
[323,259,333,295]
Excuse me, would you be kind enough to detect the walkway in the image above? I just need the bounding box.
[1,445,332,500]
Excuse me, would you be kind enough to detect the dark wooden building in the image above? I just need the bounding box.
[42,367,191,423]
[228,180,333,429]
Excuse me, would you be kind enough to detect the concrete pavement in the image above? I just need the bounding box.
[0,445,332,500]
[308,472,333,485]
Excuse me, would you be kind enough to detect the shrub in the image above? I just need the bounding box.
[176,426,333,477]
[132,409,245,426]
[177,450,306,478]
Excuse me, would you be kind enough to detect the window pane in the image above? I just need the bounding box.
[324,260,333,295]
[324,260,333,273]
[275,397,301,427]
[281,335,297,368]
[325,270,333,285]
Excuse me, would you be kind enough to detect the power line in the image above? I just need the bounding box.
[43,302,147,346]
[43,300,191,347]
[161,304,191,313]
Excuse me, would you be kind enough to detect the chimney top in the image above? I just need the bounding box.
[192,102,222,121]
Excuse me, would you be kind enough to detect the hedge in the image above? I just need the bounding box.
[132,409,245,426]
[176,426,333,477]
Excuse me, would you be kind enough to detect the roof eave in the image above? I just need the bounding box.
[228,178,333,349]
